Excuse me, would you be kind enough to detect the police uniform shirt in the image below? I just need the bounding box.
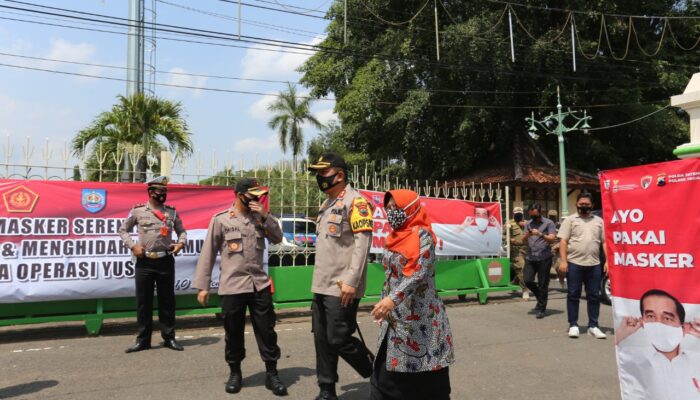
[312,185,373,298]
[192,208,283,295]
[118,203,187,251]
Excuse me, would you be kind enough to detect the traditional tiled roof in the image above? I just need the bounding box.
[447,131,599,188]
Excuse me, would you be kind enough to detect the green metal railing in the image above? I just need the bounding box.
[0,258,516,335]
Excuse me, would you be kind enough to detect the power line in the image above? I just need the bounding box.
[0,60,670,110]
[157,0,326,39]
[2,0,695,88]
[586,105,673,131]
[0,51,298,84]
[487,0,700,19]
[0,60,335,99]
[0,51,681,97]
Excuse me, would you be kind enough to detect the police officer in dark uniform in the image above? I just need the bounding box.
[118,176,187,353]
[193,178,287,396]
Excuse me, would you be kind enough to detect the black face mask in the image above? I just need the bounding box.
[239,195,258,208]
[150,191,166,204]
[578,206,592,214]
[530,214,541,222]
[514,213,523,222]
[316,173,340,191]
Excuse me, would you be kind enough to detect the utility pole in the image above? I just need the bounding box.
[525,87,592,217]
[127,0,144,96]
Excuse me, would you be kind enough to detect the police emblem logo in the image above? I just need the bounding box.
[229,242,239,251]
[640,175,652,190]
[328,224,338,234]
[3,185,39,213]
[356,202,370,217]
[657,173,667,187]
[81,189,107,213]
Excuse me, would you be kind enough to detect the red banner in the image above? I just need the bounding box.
[360,190,503,256]
[0,180,234,303]
[600,158,700,304]
[601,158,700,400]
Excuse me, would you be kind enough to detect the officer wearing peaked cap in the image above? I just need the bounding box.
[308,153,374,400]
[118,176,187,353]
[193,178,288,396]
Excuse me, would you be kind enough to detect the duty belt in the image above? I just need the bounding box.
[145,251,171,259]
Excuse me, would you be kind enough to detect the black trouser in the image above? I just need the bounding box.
[220,286,280,365]
[134,255,176,343]
[524,257,552,311]
[311,293,373,385]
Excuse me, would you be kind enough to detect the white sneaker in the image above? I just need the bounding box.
[522,291,530,300]
[588,326,607,339]
[568,326,580,338]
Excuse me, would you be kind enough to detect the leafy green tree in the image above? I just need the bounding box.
[72,93,193,181]
[307,121,369,167]
[268,83,325,168]
[301,0,696,179]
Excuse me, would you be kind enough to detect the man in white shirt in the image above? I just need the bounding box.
[615,289,700,400]
[446,206,502,255]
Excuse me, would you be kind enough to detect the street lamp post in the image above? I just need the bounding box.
[525,87,592,218]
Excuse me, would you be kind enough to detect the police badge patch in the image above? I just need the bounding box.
[350,197,373,233]
[81,189,106,213]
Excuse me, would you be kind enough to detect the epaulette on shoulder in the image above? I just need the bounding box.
[214,209,229,217]
[133,203,147,208]
[164,204,176,210]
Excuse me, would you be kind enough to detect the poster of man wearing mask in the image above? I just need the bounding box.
[361,190,503,257]
[600,158,700,400]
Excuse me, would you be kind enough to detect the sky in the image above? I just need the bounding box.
[0,0,336,174]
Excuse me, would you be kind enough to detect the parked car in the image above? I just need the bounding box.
[268,216,317,266]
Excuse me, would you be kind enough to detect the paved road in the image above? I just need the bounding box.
[0,291,621,400]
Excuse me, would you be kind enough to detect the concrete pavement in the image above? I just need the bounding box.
[0,291,621,400]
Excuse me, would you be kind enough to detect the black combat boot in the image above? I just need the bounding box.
[264,361,288,396]
[225,362,242,394]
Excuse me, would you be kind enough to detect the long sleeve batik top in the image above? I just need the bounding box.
[377,228,455,373]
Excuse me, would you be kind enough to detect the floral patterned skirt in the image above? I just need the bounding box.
[370,336,451,400]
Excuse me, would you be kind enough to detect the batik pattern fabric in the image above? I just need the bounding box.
[376,228,455,373]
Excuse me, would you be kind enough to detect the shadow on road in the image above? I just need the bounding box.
[339,381,371,399]
[242,367,315,389]
[175,335,220,347]
[0,380,59,398]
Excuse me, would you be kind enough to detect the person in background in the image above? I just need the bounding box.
[369,189,454,400]
[558,192,607,339]
[523,203,557,319]
[507,207,528,300]
[118,176,186,354]
[548,209,566,290]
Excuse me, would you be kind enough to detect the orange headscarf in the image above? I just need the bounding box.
[384,189,436,276]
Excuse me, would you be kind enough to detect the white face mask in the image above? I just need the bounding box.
[644,322,684,352]
[475,217,489,231]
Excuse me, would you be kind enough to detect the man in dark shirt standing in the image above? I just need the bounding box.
[523,203,557,319]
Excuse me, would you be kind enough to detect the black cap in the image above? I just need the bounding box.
[308,152,347,171]
[235,178,268,196]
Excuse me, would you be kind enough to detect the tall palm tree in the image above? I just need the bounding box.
[72,93,193,181]
[267,83,324,169]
